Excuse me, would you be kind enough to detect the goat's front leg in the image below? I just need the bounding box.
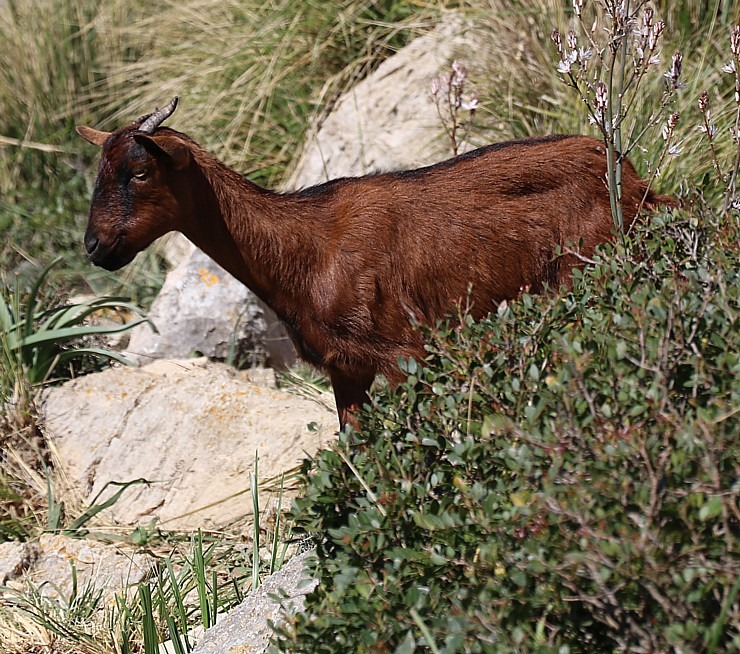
[329,368,375,431]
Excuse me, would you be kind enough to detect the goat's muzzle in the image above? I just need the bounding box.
[84,229,133,271]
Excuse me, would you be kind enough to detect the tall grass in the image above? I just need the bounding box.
[0,0,431,193]
[455,0,740,206]
[0,476,293,654]
[84,0,432,183]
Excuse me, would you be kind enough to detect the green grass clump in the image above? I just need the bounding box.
[276,205,739,653]
[0,475,292,654]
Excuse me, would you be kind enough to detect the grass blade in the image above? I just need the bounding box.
[251,451,260,592]
[193,530,212,630]
[63,478,150,535]
[269,473,285,575]
[138,583,159,654]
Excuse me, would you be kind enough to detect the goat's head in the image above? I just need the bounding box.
[76,97,192,270]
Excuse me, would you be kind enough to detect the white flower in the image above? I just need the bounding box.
[461,97,479,112]
[664,51,684,90]
[451,60,468,87]
[594,81,608,112]
[698,91,709,112]
[567,30,577,51]
[722,60,736,74]
[648,21,664,50]
[668,140,683,156]
[558,48,579,75]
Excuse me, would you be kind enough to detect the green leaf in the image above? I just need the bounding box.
[699,496,723,522]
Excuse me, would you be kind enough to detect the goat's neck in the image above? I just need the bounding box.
[183,153,322,320]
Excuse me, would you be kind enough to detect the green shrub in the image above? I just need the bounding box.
[274,206,739,654]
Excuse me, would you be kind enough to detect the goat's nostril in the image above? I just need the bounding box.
[84,233,100,255]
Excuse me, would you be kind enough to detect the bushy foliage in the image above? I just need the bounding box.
[274,207,739,653]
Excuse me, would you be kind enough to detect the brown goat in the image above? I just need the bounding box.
[77,97,674,428]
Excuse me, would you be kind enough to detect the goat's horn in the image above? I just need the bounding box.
[138,96,179,134]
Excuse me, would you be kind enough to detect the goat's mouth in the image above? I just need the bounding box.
[87,235,136,271]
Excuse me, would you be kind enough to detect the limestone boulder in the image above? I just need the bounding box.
[189,550,317,654]
[0,534,152,604]
[0,541,36,585]
[125,247,295,369]
[285,15,480,190]
[40,359,336,530]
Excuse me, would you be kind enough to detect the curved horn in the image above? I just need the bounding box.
[138,96,179,134]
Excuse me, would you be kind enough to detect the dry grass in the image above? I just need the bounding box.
[78,0,436,183]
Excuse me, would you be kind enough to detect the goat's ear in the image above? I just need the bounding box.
[76,125,110,147]
[133,132,190,170]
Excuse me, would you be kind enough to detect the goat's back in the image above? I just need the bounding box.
[302,136,647,321]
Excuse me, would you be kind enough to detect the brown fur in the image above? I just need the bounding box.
[77,122,675,428]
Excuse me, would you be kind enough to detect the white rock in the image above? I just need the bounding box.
[0,534,152,606]
[285,14,479,190]
[40,361,336,530]
[159,232,195,268]
[0,541,37,585]
[189,550,317,654]
[125,247,295,368]
[26,534,152,603]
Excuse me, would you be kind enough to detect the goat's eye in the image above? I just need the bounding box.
[132,169,148,180]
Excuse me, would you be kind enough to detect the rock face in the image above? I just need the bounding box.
[0,541,37,585]
[190,549,317,654]
[41,359,336,530]
[285,14,478,190]
[125,247,295,369]
[0,534,152,604]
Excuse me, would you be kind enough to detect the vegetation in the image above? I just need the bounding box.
[277,208,739,653]
[0,0,738,652]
